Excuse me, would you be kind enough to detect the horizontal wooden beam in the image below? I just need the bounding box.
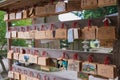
[0,0,20,11]
[0,0,49,11]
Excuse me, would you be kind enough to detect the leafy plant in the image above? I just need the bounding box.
[0,11,6,50]
[72,6,117,19]
[83,6,118,19]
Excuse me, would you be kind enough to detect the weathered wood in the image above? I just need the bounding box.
[65,16,117,28]
[73,40,79,50]
[6,20,14,80]
[6,21,11,50]
[113,0,120,78]
[0,0,20,8]
[116,0,120,39]
[0,0,49,11]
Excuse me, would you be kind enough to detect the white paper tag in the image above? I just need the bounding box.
[68,28,74,43]
[74,28,79,39]
[10,13,15,20]
[16,12,22,19]
[5,31,11,38]
[56,2,66,12]
[12,31,17,38]
[4,14,8,21]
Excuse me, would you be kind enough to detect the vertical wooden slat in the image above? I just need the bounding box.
[117,0,120,78]
[5,11,12,80]
[6,21,13,77]
[117,0,120,39]
[113,0,120,79]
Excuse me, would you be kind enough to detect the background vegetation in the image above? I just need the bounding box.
[73,5,117,19]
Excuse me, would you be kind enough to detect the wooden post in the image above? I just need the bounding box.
[117,0,120,39]
[6,21,13,71]
[113,0,120,79]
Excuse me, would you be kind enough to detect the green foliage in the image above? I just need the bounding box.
[0,11,6,50]
[12,39,28,46]
[0,50,7,57]
[12,19,32,26]
[0,0,5,2]
[0,11,32,50]
[11,19,32,47]
[83,6,118,19]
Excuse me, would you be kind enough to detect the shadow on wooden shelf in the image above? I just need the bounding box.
[11,46,114,64]
[5,11,69,22]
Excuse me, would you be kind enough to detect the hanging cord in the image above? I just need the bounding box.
[102,17,111,27]
[34,50,39,55]
[61,52,66,60]
[73,53,78,60]
[50,0,54,5]
[88,19,92,30]
[53,77,56,80]
[72,21,78,28]
[61,23,64,29]
[104,56,110,65]
[44,75,47,80]
[42,51,48,57]
[37,73,41,79]
[88,54,93,62]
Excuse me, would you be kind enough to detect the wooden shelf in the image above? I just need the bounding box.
[5,11,69,22]
[11,46,113,64]
[0,0,49,11]
[35,48,113,55]
[10,38,67,40]
[12,64,69,80]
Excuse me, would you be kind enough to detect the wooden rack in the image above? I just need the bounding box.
[0,0,120,79]
[5,11,69,22]
[0,0,50,11]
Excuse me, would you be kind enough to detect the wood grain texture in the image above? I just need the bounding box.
[0,0,49,11]
[113,0,120,78]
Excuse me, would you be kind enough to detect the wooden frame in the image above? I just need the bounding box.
[0,0,49,11]
[0,0,120,79]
